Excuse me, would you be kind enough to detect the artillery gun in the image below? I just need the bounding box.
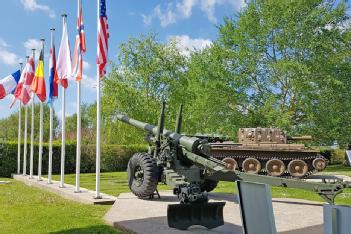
[117,103,349,230]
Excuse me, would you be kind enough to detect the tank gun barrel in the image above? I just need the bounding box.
[116,114,209,154]
[287,135,313,141]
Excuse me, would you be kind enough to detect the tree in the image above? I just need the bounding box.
[102,34,188,144]
[0,103,59,142]
[217,0,351,145]
[65,103,96,143]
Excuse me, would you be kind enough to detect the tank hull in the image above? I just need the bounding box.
[209,143,326,177]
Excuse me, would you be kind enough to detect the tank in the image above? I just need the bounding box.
[208,128,327,177]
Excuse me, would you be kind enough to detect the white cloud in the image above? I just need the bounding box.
[200,0,218,24]
[83,61,90,70]
[143,0,246,27]
[81,74,97,91]
[176,0,198,18]
[21,0,55,18]
[168,35,213,56]
[0,39,9,48]
[142,4,177,27]
[0,39,20,66]
[23,39,42,56]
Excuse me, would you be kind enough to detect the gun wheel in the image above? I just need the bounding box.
[266,159,285,176]
[222,158,237,171]
[127,153,158,198]
[200,179,218,192]
[242,158,261,174]
[312,158,327,171]
[288,159,308,177]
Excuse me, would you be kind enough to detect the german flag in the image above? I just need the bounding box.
[31,49,46,102]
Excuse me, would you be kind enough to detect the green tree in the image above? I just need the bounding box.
[0,103,59,142]
[65,103,96,143]
[102,34,188,144]
[217,0,351,145]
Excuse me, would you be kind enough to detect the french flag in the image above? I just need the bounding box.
[0,70,21,100]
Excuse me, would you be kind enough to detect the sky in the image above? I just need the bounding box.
[0,0,247,119]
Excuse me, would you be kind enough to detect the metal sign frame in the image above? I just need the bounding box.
[237,181,277,234]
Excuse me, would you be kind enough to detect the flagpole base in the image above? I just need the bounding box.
[94,195,102,199]
[74,190,81,193]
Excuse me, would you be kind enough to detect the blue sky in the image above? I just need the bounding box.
[0,0,247,119]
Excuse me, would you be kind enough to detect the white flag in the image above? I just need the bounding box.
[56,16,72,88]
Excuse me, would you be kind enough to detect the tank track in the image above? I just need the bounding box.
[210,150,326,178]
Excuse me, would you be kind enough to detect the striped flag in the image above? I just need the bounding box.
[48,32,58,104]
[13,56,35,105]
[97,0,109,78]
[72,0,86,81]
[31,49,46,102]
[0,70,21,100]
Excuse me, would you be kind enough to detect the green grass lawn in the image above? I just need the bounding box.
[0,178,122,234]
[49,164,351,205]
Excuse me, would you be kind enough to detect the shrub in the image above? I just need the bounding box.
[331,149,346,164]
[320,147,346,164]
[0,141,147,177]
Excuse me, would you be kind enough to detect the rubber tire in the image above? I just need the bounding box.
[200,179,218,192]
[127,153,159,198]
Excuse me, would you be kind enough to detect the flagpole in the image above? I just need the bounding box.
[23,55,29,176]
[17,62,23,175]
[37,39,45,181]
[29,49,36,179]
[75,0,82,193]
[95,0,101,199]
[60,14,67,188]
[48,28,55,184]
[75,76,81,192]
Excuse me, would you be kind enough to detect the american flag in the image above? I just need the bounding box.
[97,0,109,78]
[72,0,86,81]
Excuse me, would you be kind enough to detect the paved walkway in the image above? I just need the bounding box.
[12,174,116,205]
[104,191,324,234]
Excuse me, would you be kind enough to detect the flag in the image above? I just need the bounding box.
[13,56,35,105]
[31,49,46,102]
[56,16,72,88]
[48,33,58,105]
[1,70,21,98]
[0,70,21,99]
[72,0,86,81]
[97,0,109,78]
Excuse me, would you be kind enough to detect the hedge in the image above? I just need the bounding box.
[0,141,148,177]
[1,141,347,178]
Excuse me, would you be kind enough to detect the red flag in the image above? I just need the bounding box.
[13,56,35,105]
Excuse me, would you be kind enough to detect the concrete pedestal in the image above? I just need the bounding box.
[104,191,324,234]
[12,174,116,205]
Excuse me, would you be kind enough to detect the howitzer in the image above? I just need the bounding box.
[117,103,350,230]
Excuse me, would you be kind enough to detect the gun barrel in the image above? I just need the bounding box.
[287,135,313,141]
[116,114,206,154]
